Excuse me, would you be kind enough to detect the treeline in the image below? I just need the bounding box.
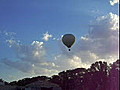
[2,59,120,90]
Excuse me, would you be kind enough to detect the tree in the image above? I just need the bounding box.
[83,61,109,90]
[108,60,119,90]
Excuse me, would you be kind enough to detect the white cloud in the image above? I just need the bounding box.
[2,40,58,76]
[42,32,53,41]
[54,55,90,71]
[6,39,20,47]
[1,12,119,77]
[55,12,119,70]
[79,13,118,61]
[53,38,56,40]
[0,30,16,44]
[88,12,118,56]
[110,0,119,6]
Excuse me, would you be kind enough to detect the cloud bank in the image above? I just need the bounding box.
[54,12,119,71]
[1,12,119,76]
[2,40,58,76]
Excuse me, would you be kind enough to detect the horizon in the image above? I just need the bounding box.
[1,59,119,83]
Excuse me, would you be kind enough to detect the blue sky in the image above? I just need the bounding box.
[0,0,119,82]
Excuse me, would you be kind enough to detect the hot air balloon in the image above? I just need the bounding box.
[62,34,75,51]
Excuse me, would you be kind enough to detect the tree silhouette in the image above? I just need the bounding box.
[83,61,109,90]
[2,59,119,90]
[108,60,119,90]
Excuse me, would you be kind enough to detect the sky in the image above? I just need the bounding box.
[0,0,119,82]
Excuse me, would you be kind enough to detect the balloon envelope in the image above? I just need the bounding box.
[62,34,75,48]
